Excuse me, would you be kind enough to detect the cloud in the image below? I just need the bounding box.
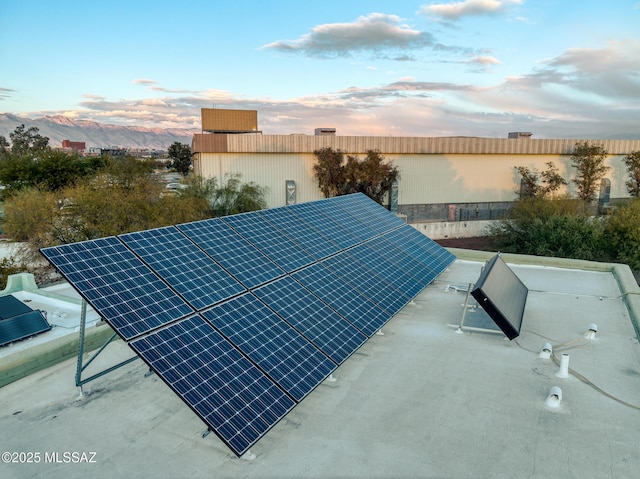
[0,86,16,101]
[420,0,523,21]
[133,79,157,86]
[262,13,435,58]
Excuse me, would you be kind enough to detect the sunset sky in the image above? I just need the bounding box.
[1,0,639,138]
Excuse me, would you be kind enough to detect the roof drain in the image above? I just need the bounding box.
[556,353,570,378]
[586,323,598,340]
[538,342,553,359]
[545,386,563,408]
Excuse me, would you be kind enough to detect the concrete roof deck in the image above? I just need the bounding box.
[1,254,639,479]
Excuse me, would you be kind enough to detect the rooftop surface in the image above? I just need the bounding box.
[1,252,639,479]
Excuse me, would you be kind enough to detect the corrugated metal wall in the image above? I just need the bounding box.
[193,136,638,208]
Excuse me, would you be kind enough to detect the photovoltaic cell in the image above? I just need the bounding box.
[129,315,295,456]
[201,293,336,401]
[314,199,377,242]
[120,227,245,310]
[221,213,315,272]
[0,311,52,347]
[41,237,194,340]
[321,250,412,317]
[292,262,390,336]
[348,241,425,300]
[0,294,33,320]
[331,193,405,236]
[253,276,367,364]
[258,206,340,260]
[288,201,360,249]
[177,219,285,289]
[392,224,456,275]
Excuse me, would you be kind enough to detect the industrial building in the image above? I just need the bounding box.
[192,109,640,223]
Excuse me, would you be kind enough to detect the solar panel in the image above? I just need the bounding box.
[347,241,425,300]
[0,294,33,320]
[177,218,285,289]
[288,201,360,249]
[0,310,52,347]
[221,213,315,272]
[252,276,368,364]
[258,206,340,260]
[201,293,336,401]
[40,193,456,456]
[331,193,405,236]
[120,227,245,310]
[129,315,295,456]
[292,262,390,336]
[321,250,412,317]
[41,237,194,340]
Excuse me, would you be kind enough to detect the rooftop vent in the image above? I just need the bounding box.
[315,128,336,136]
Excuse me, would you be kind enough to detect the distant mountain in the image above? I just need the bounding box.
[0,114,199,150]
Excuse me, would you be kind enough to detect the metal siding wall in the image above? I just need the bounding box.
[196,151,633,208]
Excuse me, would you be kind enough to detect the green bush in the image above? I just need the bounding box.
[604,199,640,270]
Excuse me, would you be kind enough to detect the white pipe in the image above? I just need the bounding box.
[545,386,563,408]
[538,342,552,359]
[556,353,570,378]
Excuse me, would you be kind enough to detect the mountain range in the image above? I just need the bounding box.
[0,114,199,150]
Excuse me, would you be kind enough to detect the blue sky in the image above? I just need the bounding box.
[1,0,639,138]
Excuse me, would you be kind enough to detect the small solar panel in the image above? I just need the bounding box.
[0,310,52,347]
[221,213,315,272]
[253,276,368,364]
[177,218,285,289]
[258,206,340,260]
[120,227,245,310]
[41,237,194,340]
[321,250,412,317]
[292,262,390,336]
[0,294,33,320]
[130,315,295,456]
[471,254,528,340]
[201,293,336,401]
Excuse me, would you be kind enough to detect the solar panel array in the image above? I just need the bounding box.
[40,193,455,456]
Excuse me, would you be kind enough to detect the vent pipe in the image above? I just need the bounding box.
[538,342,552,359]
[556,353,570,378]
[586,323,598,340]
[545,386,563,408]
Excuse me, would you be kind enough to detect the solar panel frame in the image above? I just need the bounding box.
[129,315,295,457]
[120,226,245,310]
[41,237,194,340]
[177,218,286,289]
[252,276,368,364]
[201,293,336,402]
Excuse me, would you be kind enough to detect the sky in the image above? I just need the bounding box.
[1,0,640,139]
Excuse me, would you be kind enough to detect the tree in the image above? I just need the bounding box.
[570,141,609,204]
[622,151,640,197]
[515,162,566,199]
[8,124,49,156]
[313,148,399,204]
[604,198,640,270]
[313,147,345,198]
[168,142,192,177]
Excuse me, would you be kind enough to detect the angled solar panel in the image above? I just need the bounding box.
[0,310,52,347]
[0,294,33,320]
[331,193,405,236]
[321,250,412,317]
[292,261,390,336]
[129,315,295,456]
[258,206,340,260]
[201,293,336,402]
[221,213,315,272]
[177,218,285,289]
[41,237,194,340]
[348,241,425,300]
[120,227,245,310]
[288,201,360,249]
[40,193,456,457]
[252,276,368,364]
